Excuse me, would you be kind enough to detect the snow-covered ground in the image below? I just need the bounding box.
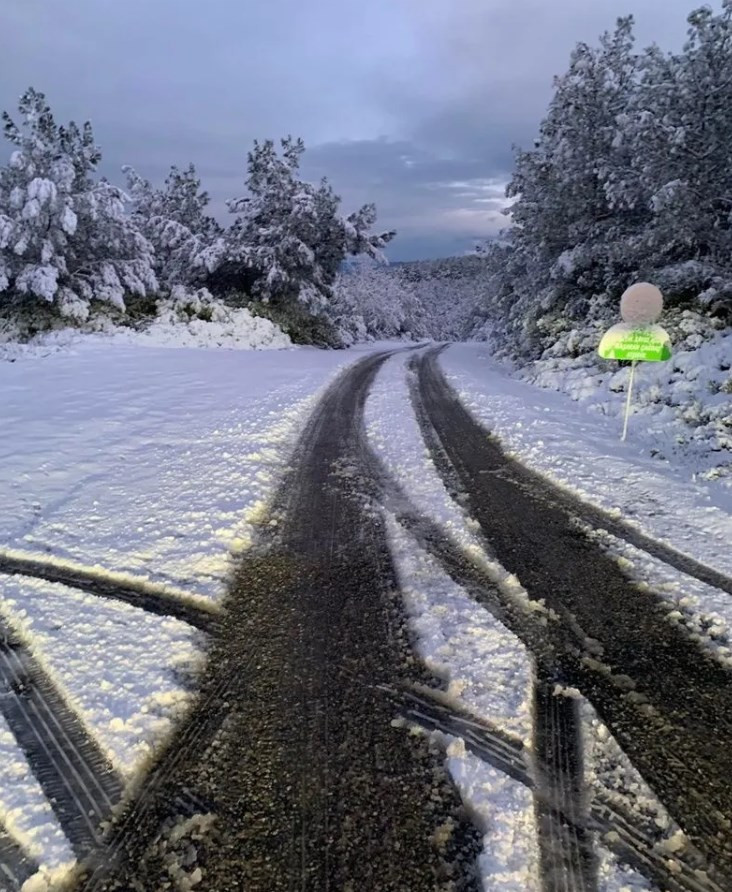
[1,341,359,600]
[2,334,731,889]
[517,311,732,488]
[0,335,369,888]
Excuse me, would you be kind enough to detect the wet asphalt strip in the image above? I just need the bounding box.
[75,349,482,892]
[414,345,732,885]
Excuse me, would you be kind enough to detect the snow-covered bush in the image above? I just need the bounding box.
[0,89,157,321]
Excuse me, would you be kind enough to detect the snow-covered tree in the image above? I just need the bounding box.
[507,17,640,322]
[216,137,395,309]
[0,88,156,320]
[123,162,222,288]
[613,2,732,304]
[469,4,732,361]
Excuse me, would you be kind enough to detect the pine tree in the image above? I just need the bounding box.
[622,2,732,300]
[219,137,395,309]
[124,162,222,288]
[0,88,156,320]
[506,17,640,322]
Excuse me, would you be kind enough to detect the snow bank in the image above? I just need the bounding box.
[0,292,291,361]
[518,310,732,487]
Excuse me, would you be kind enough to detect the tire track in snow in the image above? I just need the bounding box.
[0,551,219,633]
[78,671,234,889]
[381,683,529,785]
[0,823,38,891]
[0,620,124,858]
[389,683,725,892]
[406,347,732,601]
[430,361,732,599]
[363,354,595,889]
[532,676,597,892]
[414,345,732,883]
[357,394,702,891]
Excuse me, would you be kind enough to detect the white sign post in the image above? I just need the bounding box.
[622,359,636,443]
[598,283,672,441]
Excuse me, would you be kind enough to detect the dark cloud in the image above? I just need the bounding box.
[1,0,693,260]
[301,139,509,260]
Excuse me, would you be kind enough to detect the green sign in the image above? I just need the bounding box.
[598,323,672,362]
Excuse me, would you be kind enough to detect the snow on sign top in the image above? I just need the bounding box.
[620,282,663,325]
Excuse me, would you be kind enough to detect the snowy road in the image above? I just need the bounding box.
[415,346,732,887]
[2,341,732,890]
[77,347,482,891]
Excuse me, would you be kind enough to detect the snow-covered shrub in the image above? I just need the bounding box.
[139,286,291,350]
[521,308,732,482]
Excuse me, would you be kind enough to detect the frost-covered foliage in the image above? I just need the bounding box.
[329,254,502,344]
[473,3,732,360]
[330,264,428,343]
[123,164,222,288]
[0,89,157,320]
[213,137,395,310]
[0,92,393,342]
[398,255,500,341]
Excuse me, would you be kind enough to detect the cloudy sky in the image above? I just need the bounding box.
[1,0,694,259]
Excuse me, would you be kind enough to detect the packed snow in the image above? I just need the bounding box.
[0,342,356,601]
